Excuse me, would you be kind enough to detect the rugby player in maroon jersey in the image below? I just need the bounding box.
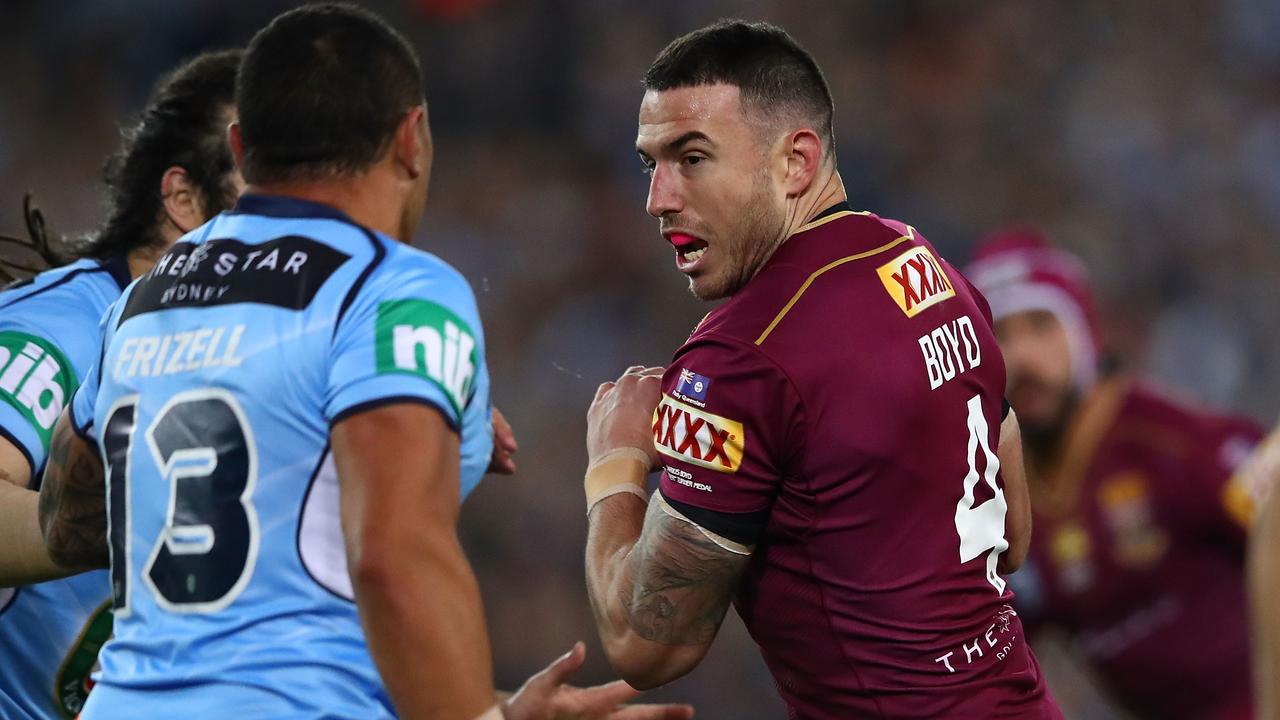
[580,20,1062,719]
[965,228,1267,720]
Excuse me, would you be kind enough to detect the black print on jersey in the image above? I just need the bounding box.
[120,236,351,321]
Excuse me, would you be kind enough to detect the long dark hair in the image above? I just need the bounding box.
[0,49,243,284]
[87,48,243,259]
[0,194,71,284]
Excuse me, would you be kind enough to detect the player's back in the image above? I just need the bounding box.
[0,257,125,719]
[670,209,1056,718]
[73,195,493,719]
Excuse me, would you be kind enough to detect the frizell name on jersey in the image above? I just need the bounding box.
[112,325,246,381]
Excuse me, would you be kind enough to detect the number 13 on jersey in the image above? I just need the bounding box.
[102,389,260,616]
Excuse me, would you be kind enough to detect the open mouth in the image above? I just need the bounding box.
[669,232,709,266]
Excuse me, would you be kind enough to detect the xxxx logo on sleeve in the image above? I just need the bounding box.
[0,331,77,449]
[652,395,745,472]
[876,244,956,317]
[375,300,477,418]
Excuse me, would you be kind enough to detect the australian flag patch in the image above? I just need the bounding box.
[675,368,711,403]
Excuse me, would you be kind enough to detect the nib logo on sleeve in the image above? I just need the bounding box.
[0,332,77,446]
[375,300,477,417]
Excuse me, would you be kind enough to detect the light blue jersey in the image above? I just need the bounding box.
[0,257,126,719]
[70,194,493,718]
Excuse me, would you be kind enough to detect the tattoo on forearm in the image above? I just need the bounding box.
[37,419,109,569]
[622,499,748,646]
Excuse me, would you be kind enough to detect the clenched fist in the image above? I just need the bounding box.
[586,366,665,470]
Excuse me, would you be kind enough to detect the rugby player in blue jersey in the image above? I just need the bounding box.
[0,49,243,719]
[35,5,690,719]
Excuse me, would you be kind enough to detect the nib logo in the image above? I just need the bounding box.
[376,300,477,417]
[651,396,744,472]
[0,332,77,445]
[877,245,956,317]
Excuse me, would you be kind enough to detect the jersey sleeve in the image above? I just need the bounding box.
[326,255,485,431]
[0,328,81,475]
[68,358,99,445]
[67,299,125,446]
[655,336,804,547]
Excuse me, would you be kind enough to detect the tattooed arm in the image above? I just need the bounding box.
[37,410,109,571]
[586,490,749,689]
[584,366,750,689]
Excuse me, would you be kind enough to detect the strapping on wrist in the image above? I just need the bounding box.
[585,448,651,513]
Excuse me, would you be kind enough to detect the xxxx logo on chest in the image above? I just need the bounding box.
[876,244,956,317]
[652,395,745,472]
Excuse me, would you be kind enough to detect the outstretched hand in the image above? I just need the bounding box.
[503,642,694,720]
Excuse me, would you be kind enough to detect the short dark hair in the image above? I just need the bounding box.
[87,49,242,260]
[237,3,424,185]
[643,20,836,155]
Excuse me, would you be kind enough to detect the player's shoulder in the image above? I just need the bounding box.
[0,256,127,314]
[340,239,485,359]
[1118,380,1264,444]
[688,209,943,353]
[364,241,478,313]
[0,257,127,357]
[379,242,472,290]
[795,208,918,254]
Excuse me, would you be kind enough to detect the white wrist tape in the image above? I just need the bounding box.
[584,448,651,513]
[587,446,653,473]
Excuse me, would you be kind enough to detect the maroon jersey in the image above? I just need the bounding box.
[1019,379,1262,720]
[654,206,1061,719]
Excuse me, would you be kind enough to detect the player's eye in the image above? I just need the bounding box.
[682,154,706,167]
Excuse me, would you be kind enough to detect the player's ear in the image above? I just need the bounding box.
[159,167,204,233]
[227,121,245,172]
[781,128,823,197]
[393,105,429,180]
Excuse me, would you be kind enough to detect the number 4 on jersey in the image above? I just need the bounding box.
[955,394,1009,594]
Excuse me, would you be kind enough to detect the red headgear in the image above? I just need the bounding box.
[965,227,1101,390]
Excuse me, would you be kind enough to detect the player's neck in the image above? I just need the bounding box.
[126,219,184,279]
[781,167,847,240]
[245,171,407,243]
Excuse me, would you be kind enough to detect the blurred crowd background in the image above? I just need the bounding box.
[2,0,1279,716]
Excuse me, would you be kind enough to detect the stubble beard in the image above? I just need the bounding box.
[1019,384,1080,461]
[690,173,785,302]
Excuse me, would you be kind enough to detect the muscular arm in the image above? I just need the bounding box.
[998,409,1031,574]
[586,489,749,690]
[36,411,109,571]
[332,403,495,719]
[0,437,77,585]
